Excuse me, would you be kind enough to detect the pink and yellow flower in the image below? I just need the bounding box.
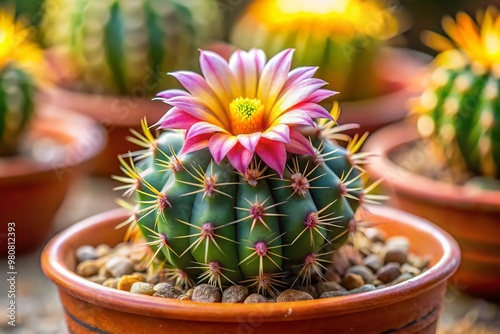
[156,48,335,177]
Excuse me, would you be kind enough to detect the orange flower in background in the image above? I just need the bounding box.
[156,49,336,177]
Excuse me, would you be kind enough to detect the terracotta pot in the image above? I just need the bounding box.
[338,48,431,136]
[364,120,500,301]
[0,103,105,256]
[41,206,459,334]
[39,88,167,176]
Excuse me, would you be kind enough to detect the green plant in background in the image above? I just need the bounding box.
[41,0,222,95]
[229,0,399,101]
[0,10,42,156]
[115,48,381,293]
[416,7,500,179]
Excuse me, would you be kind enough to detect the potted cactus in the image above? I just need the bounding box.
[229,0,430,135]
[0,10,105,255]
[42,48,460,333]
[40,0,222,175]
[364,7,500,300]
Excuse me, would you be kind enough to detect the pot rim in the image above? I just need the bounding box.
[41,205,460,323]
[363,119,500,210]
[0,102,106,181]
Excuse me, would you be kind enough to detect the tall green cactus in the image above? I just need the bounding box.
[114,48,380,293]
[42,0,222,95]
[416,7,500,178]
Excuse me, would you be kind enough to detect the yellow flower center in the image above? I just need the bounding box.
[229,97,264,135]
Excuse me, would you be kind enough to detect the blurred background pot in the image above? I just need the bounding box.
[41,206,459,334]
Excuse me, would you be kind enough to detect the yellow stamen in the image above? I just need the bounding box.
[229,97,264,135]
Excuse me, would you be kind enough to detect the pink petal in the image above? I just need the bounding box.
[180,133,212,155]
[257,49,294,110]
[229,50,258,98]
[249,48,266,76]
[293,103,333,120]
[155,89,191,99]
[285,130,315,156]
[186,121,228,139]
[200,50,237,104]
[304,89,338,103]
[270,78,327,121]
[156,107,199,130]
[167,96,226,128]
[227,143,254,175]
[283,66,318,91]
[255,139,286,178]
[273,110,315,127]
[261,124,290,143]
[237,133,261,154]
[209,133,238,163]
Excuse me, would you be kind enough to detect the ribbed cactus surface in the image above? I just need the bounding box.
[42,0,221,95]
[116,124,369,293]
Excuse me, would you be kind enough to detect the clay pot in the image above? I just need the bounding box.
[337,48,431,136]
[41,206,459,334]
[364,120,500,301]
[0,103,105,255]
[40,87,166,176]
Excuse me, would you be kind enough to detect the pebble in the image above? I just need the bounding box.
[76,260,99,277]
[348,284,376,294]
[244,293,268,303]
[401,263,421,276]
[299,285,319,299]
[383,249,408,265]
[153,283,183,299]
[346,265,375,283]
[102,277,120,289]
[95,244,113,257]
[105,257,135,278]
[342,273,365,291]
[388,273,414,286]
[75,245,98,262]
[315,281,345,295]
[408,254,430,270]
[319,290,349,298]
[130,282,155,295]
[363,228,387,243]
[377,263,402,283]
[87,275,108,284]
[222,285,249,303]
[363,254,382,273]
[192,284,221,303]
[117,275,145,291]
[385,236,410,253]
[276,289,314,302]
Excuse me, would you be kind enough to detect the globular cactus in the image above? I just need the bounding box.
[115,48,381,293]
[416,7,500,178]
[229,0,398,101]
[0,10,41,156]
[42,0,222,95]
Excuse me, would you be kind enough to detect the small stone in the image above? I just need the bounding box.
[244,293,267,303]
[98,265,111,278]
[363,255,382,273]
[105,257,135,278]
[319,290,349,298]
[299,285,319,299]
[153,283,183,299]
[385,236,410,253]
[316,281,346,295]
[383,248,408,265]
[377,263,402,283]
[325,270,342,283]
[388,273,414,286]
[87,275,108,284]
[346,265,375,283]
[332,245,363,275]
[75,245,98,262]
[130,282,155,295]
[363,227,387,243]
[95,244,113,257]
[102,277,120,289]
[76,260,99,277]
[349,284,376,294]
[370,242,385,255]
[371,279,384,286]
[276,289,314,302]
[117,275,145,291]
[401,263,421,276]
[185,289,194,298]
[222,285,249,303]
[408,254,430,270]
[177,295,191,301]
[341,273,365,290]
[192,284,221,303]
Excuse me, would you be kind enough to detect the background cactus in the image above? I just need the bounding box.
[229,0,399,101]
[0,10,41,156]
[42,0,222,95]
[416,7,500,179]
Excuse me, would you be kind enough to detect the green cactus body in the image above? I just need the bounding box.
[42,0,221,95]
[0,65,35,156]
[118,127,368,294]
[417,60,500,178]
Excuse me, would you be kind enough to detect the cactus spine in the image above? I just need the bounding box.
[417,7,500,178]
[42,0,221,95]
